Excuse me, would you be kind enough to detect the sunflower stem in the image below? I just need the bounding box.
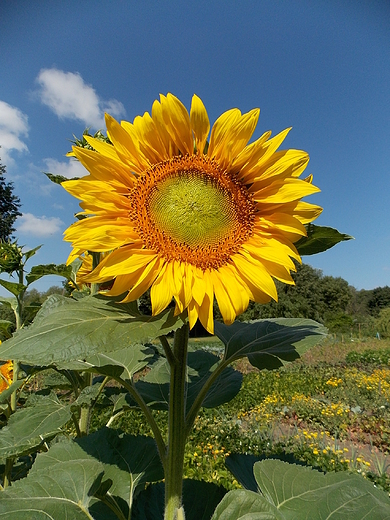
[164,323,189,520]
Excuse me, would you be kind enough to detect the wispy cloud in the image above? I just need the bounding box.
[0,100,29,165]
[35,68,126,128]
[43,157,88,179]
[16,213,64,237]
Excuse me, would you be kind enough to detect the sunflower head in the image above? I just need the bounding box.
[63,94,322,333]
[0,361,13,393]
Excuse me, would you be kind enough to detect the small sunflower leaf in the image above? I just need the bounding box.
[215,318,327,370]
[253,459,390,519]
[0,392,71,462]
[44,172,77,184]
[0,294,186,365]
[295,224,353,256]
[0,319,14,338]
[0,279,26,297]
[0,296,16,309]
[25,263,73,285]
[0,439,105,519]
[22,245,42,262]
[0,378,25,405]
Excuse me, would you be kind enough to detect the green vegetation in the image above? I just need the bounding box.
[89,337,390,495]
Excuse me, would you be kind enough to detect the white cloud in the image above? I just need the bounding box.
[35,68,126,128]
[0,100,29,165]
[44,157,88,179]
[16,213,64,237]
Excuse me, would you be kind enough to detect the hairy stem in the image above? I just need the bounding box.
[164,323,189,520]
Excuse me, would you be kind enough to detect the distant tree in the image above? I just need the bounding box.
[319,276,352,316]
[0,156,21,241]
[367,286,390,316]
[375,307,390,338]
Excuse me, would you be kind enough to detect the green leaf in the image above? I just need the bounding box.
[133,480,227,520]
[0,378,25,405]
[0,393,72,462]
[130,349,242,410]
[0,439,105,519]
[0,279,26,297]
[211,489,281,519]
[0,294,186,365]
[0,320,14,338]
[295,224,353,256]
[254,459,390,519]
[22,245,42,263]
[76,428,164,519]
[70,342,155,377]
[0,296,16,309]
[215,318,327,370]
[25,263,73,285]
[44,172,77,184]
[225,454,261,492]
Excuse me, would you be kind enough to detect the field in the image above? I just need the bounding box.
[92,335,390,494]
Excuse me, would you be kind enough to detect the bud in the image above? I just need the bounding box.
[0,241,23,274]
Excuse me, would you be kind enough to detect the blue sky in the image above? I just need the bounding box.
[0,0,389,293]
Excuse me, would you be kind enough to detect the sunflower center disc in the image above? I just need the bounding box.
[148,173,235,248]
[129,154,255,269]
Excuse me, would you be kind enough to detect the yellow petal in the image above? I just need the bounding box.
[253,178,320,204]
[246,149,310,185]
[187,300,200,330]
[197,270,214,334]
[105,113,150,172]
[150,261,174,315]
[231,253,278,301]
[152,98,178,158]
[87,247,157,279]
[71,146,136,186]
[121,257,164,303]
[292,201,323,224]
[209,109,259,170]
[160,93,193,155]
[190,94,210,155]
[83,135,121,162]
[238,128,291,181]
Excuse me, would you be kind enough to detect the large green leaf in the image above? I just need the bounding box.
[255,459,390,519]
[215,318,327,370]
[77,428,164,519]
[133,480,227,520]
[0,440,105,519]
[0,294,186,365]
[295,224,353,256]
[219,457,390,519]
[0,393,71,462]
[211,489,281,519]
[126,349,242,411]
[25,263,73,285]
[67,342,155,376]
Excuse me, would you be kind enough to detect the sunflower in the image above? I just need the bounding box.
[0,360,13,393]
[63,94,322,333]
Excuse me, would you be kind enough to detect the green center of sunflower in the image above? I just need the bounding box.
[129,154,255,269]
[148,173,235,248]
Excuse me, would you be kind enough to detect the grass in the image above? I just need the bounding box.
[93,336,390,494]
